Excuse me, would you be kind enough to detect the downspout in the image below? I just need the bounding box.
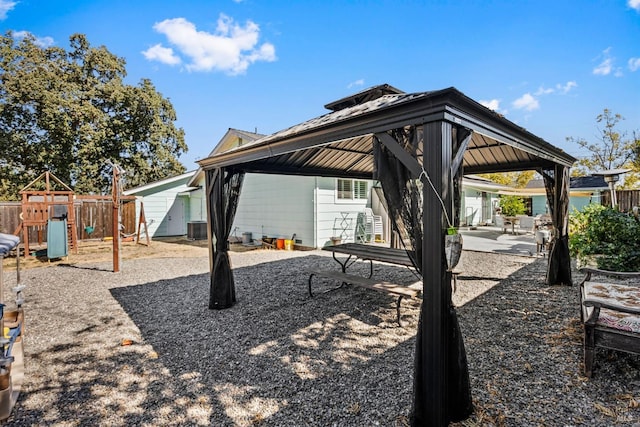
[313,177,318,248]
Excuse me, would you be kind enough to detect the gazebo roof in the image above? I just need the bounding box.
[198,86,575,177]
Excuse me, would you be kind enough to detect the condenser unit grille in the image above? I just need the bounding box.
[187,221,207,240]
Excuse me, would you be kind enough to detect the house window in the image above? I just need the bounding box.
[337,179,368,200]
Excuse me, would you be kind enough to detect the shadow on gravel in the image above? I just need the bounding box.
[452,259,640,426]
[11,252,638,425]
[104,254,424,425]
[58,263,114,272]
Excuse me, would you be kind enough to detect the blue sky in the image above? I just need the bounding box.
[1,0,639,170]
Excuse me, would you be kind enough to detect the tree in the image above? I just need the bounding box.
[478,171,535,188]
[567,109,640,188]
[0,32,187,199]
[569,203,640,271]
[498,195,526,217]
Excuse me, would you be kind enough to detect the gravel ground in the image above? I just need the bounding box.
[1,248,639,426]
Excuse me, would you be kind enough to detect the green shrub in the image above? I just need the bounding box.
[569,204,640,271]
[499,196,526,217]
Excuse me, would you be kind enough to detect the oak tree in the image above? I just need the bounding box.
[0,32,187,199]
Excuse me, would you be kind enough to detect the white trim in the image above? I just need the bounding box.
[124,171,196,195]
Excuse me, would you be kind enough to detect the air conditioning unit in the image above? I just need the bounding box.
[187,221,207,240]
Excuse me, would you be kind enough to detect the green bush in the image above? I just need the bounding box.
[569,204,640,271]
[499,196,526,217]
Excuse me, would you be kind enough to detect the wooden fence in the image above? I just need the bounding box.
[0,199,136,242]
[601,190,640,213]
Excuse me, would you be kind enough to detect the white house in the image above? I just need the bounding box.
[459,175,511,226]
[127,123,515,243]
[123,171,198,238]
[187,130,513,246]
[523,176,608,215]
[187,129,377,246]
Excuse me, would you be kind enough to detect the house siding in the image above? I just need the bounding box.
[129,178,192,237]
[316,177,371,246]
[531,191,602,216]
[531,196,547,216]
[461,189,482,225]
[188,185,207,222]
[232,174,315,246]
[460,189,499,225]
[230,175,374,248]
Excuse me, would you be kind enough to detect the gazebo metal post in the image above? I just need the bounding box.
[205,167,224,307]
[418,121,451,425]
[204,168,215,273]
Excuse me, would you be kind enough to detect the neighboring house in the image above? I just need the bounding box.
[123,171,198,238]
[460,175,513,226]
[524,176,608,215]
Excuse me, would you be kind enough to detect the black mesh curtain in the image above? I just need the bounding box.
[206,167,246,309]
[542,165,572,285]
[373,127,423,270]
[373,186,403,249]
[374,127,472,424]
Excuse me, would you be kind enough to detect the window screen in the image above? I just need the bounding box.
[337,179,368,200]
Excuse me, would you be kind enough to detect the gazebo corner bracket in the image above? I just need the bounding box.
[374,132,422,179]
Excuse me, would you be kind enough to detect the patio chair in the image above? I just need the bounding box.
[517,215,536,234]
[356,208,384,243]
[578,267,640,377]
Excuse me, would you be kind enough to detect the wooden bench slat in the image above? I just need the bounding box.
[307,269,422,327]
[307,269,420,298]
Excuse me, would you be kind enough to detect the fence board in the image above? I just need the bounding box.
[0,200,136,241]
[601,190,640,212]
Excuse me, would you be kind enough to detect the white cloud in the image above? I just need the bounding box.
[142,43,181,65]
[148,14,276,74]
[347,79,364,88]
[593,58,613,75]
[593,47,614,75]
[556,81,577,94]
[0,0,16,20]
[628,57,640,71]
[531,81,577,97]
[12,30,54,48]
[479,99,508,115]
[512,93,539,111]
[629,0,640,12]
[534,86,554,96]
[479,99,500,111]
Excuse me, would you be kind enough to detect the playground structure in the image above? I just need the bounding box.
[17,172,78,258]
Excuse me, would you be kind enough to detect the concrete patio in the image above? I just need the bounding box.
[459,226,541,257]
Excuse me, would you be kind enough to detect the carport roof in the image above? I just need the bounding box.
[198,86,575,178]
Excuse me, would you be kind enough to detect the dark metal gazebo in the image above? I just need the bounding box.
[197,85,575,426]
